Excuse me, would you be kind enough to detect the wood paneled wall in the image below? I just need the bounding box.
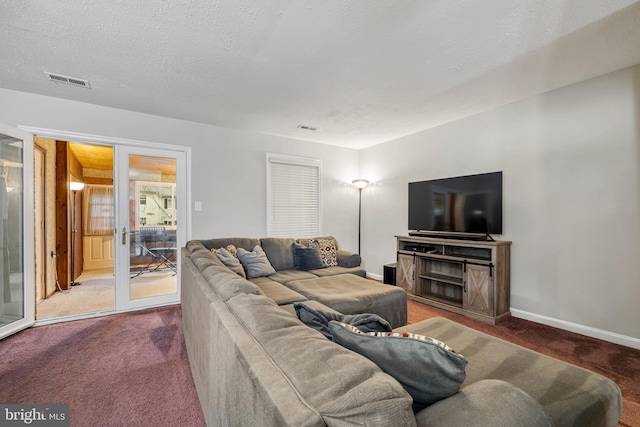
[55,141,85,289]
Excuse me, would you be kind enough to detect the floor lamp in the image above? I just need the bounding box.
[351,179,369,255]
[70,181,85,286]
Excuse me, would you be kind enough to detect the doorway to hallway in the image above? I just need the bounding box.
[31,135,187,324]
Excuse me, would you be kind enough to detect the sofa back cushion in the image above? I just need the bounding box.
[226,293,416,426]
[260,238,296,271]
[185,241,262,301]
[199,237,260,252]
[201,265,263,301]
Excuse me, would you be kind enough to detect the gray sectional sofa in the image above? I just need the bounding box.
[181,236,622,427]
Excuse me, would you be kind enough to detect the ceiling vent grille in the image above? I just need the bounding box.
[45,72,91,88]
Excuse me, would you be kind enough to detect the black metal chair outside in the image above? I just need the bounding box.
[130,226,177,278]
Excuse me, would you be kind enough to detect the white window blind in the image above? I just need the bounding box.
[267,154,321,238]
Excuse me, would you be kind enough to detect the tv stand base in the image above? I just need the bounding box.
[396,235,511,324]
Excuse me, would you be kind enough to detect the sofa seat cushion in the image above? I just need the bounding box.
[415,379,554,427]
[226,293,417,426]
[267,270,318,284]
[286,275,408,328]
[278,299,342,318]
[396,317,623,427]
[250,277,309,305]
[308,266,366,278]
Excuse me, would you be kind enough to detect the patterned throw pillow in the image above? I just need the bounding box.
[328,321,468,409]
[212,246,246,278]
[310,238,338,267]
[236,245,277,279]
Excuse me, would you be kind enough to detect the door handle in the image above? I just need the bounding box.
[122,227,127,245]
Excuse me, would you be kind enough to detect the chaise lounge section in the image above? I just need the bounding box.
[194,236,407,327]
[181,236,622,426]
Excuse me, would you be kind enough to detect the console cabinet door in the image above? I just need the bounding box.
[464,264,494,316]
[396,254,415,295]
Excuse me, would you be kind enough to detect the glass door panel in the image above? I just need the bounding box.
[0,124,34,339]
[129,156,177,300]
[115,147,185,311]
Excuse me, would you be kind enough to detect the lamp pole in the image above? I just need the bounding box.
[357,187,363,255]
[69,181,85,286]
[351,179,369,255]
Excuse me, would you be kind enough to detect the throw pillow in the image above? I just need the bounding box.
[328,321,468,409]
[236,245,277,279]
[294,302,391,340]
[293,243,325,271]
[213,247,246,278]
[310,238,338,267]
[211,244,238,257]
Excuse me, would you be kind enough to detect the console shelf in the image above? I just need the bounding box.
[396,235,511,325]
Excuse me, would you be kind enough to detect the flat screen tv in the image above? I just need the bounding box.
[408,172,503,236]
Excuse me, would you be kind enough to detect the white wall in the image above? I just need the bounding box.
[0,88,362,253]
[2,65,638,346]
[360,65,640,343]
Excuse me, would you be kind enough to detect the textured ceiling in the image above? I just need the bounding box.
[2,1,640,149]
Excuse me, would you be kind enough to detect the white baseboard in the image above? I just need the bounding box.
[366,272,382,281]
[511,309,640,350]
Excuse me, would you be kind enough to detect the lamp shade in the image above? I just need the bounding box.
[70,181,85,191]
[352,179,369,189]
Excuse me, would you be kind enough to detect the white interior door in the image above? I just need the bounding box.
[0,124,34,340]
[114,145,186,311]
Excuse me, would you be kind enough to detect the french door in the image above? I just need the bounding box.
[0,124,34,340]
[114,145,187,311]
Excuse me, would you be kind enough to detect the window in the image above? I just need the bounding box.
[83,185,114,235]
[267,154,321,238]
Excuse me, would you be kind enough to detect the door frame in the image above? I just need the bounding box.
[20,126,191,324]
[0,123,35,339]
[34,145,46,302]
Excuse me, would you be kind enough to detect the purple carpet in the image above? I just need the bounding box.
[407,300,640,427]
[0,305,205,427]
[1,302,637,426]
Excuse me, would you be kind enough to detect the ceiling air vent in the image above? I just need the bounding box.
[45,72,91,88]
[297,124,317,131]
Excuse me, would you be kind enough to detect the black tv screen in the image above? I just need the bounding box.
[408,172,503,235]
